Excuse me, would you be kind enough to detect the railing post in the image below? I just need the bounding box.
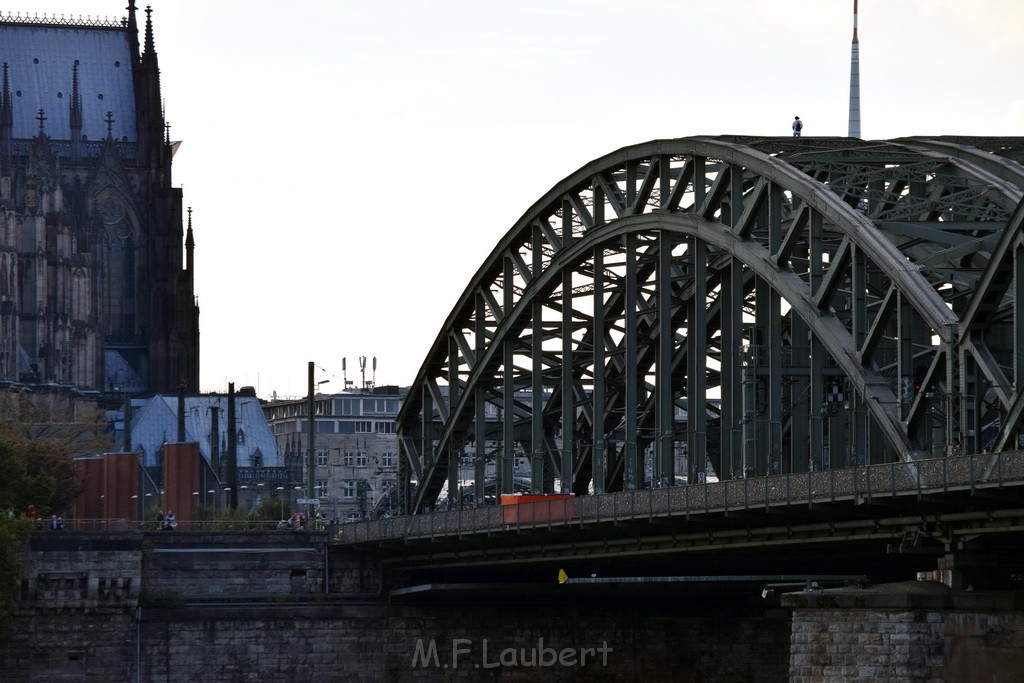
[853,460,858,502]
[866,462,872,504]
[969,453,975,495]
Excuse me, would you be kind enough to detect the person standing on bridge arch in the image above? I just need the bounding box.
[792,116,803,137]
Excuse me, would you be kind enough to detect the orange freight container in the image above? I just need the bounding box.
[500,494,575,524]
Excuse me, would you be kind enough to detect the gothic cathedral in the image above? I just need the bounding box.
[0,3,199,395]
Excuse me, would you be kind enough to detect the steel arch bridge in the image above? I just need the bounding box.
[395,135,1024,515]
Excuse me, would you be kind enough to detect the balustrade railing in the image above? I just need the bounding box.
[28,452,1022,540]
[335,450,1024,544]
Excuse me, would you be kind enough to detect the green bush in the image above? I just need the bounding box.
[254,497,289,521]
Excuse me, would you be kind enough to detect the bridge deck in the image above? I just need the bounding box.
[336,452,1024,552]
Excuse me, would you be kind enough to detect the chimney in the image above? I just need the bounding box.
[210,406,220,476]
[227,383,238,509]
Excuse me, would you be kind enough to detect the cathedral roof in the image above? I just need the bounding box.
[129,394,284,470]
[0,22,136,142]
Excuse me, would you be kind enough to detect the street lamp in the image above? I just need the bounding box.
[276,486,285,522]
[307,361,330,521]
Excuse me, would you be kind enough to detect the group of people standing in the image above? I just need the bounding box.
[9,504,65,530]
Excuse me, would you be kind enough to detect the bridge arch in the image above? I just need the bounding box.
[397,136,1024,513]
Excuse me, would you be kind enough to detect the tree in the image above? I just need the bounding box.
[0,389,114,642]
[0,389,113,516]
[0,515,31,643]
[0,432,81,517]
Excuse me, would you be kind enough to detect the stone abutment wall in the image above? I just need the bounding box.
[2,532,1023,681]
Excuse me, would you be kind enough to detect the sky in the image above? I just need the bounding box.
[21,0,1024,398]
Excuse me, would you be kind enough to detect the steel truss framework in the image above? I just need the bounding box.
[397,136,1024,514]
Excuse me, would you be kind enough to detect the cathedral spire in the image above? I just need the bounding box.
[1,63,12,161]
[70,61,82,159]
[127,1,141,65]
[70,62,82,130]
[144,5,156,57]
[1,63,11,128]
[185,206,195,273]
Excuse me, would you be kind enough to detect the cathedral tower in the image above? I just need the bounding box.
[0,4,199,394]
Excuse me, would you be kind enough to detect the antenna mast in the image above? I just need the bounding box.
[848,0,861,138]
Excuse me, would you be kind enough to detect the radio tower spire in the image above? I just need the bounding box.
[848,0,861,138]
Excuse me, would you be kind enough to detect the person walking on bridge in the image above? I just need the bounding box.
[792,116,803,137]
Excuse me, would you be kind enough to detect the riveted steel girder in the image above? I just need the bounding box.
[397,136,1024,514]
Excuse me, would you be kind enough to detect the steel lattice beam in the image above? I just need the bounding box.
[397,136,1024,514]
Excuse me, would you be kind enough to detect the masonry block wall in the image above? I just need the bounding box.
[5,533,1024,681]
[1,532,792,682]
[137,602,791,682]
[141,532,327,600]
[784,582,1024,682]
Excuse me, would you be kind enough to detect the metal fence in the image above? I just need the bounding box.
[27,518,325,534]
[335,451,1024,544]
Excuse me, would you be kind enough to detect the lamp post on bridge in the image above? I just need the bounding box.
[306,361,329,521]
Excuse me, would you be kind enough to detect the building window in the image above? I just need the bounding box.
[376,421,396,434]
[343,451,354,466]
[237,429,246,445]
[252,450,263,468]
[346,512,361,523]
[341,481,356,499]
[355,421,372,433]
[356,452,367,467]
[317,451,328,466]
[380,452,394,468]
[317,480,328,497]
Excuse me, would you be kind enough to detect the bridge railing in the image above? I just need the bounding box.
[28,519,309,534]
[334,451,1024,544]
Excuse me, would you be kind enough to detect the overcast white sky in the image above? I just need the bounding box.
[26,1,1024,398]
